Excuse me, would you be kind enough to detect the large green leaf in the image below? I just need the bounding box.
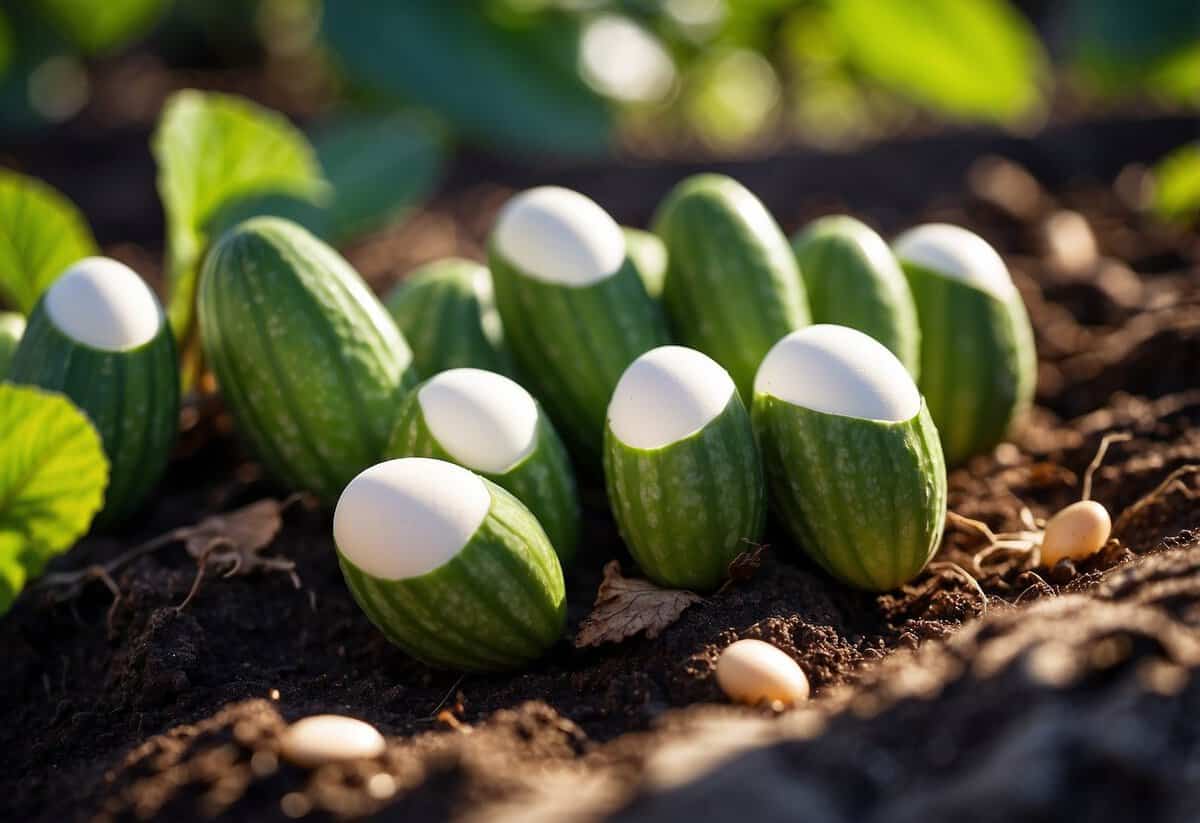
[829,0,1047,123]
[323,0,613,156]
[1154,143,1200,222]
[0,169,98,314]
[0,385,109,614]
[36,0,168,54]
[152,90,329,344]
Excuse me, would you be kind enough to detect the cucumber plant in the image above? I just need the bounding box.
[334,458,567,671]
[753,324,947,591]
[604,346,765,591]
[386,368,580,564]
[893,223,1037,465]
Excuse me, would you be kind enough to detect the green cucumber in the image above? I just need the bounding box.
[604,346,765,591]
[335,458,566,672]
[791,215,920,377]
[9,257,179,526]
[894,223,1036,465]
[653,174,810,400]
[199,217,418,505]
[384,258,516,379]
[0,312,26,377]
[489,187,669,455]
[622,227,667,302]
[385,367,579,565]
[752,325,946,591]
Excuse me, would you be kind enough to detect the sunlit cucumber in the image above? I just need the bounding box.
[653,174,810,400]
[384,258,516,379]
[622,227,667,302]
[335,458,567,672]
[9,258,179,526]
[489,187,669,454]
[791,215,920,377]
[752,325,946,591]
[893,224,1036,465]
[385,368,579,565]
[605,346,765,591]
[0,312,25,377]
[199,217,418,505]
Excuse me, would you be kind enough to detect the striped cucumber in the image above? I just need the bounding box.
[9,257,179,526]
[0,312,25,377]
[622,227,667,302]
[791,215,920,377]
[489,187,669,455]
[198,217,418,505]
[604,346,765,591]
[653,174,810,400]
[385,368,579,565]
[335,458,566,672]
[752,325,946,591]
[894,224,1036,465]
[384,258,517,379]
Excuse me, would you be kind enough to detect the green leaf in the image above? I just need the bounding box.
[0,384,108,614]
[36,0,168,54]
[324,0,613,156]
[0,169,98,314]
[829,0,1047,123]
[1154,143,1200,222]
[152,89,329,343]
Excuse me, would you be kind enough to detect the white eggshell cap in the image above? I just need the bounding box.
[608,345,736,449]
[754,325,920,422]
[418,368,539,475]
[334,458,491,581]
[893,223,1015,301]
[45,257,162,350]
[492,186,625,286]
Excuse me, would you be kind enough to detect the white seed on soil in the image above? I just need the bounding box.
[279,714,386,767]
[716,639,810,707]
[1040,500,1111,567]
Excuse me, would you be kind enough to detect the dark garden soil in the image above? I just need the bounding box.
[3,112,1200,822]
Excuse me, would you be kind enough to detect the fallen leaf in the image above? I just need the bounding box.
[575,561,703,648]
[725,543,768,585]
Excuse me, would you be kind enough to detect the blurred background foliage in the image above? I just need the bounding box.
[0,0,1197,218]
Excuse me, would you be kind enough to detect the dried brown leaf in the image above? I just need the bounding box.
[575,561,703,648]
[178,499,288,564]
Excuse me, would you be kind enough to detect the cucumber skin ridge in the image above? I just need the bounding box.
[385,386,580,566]
[653,175,811,401]
[199,217,418,506]
[488,245,670,457]
[9,300,178,527]
[337,480,567,672]
[752,396,947,592]
[604,393,766,592]
[903,262,1037,466]
[384,259,517,379]
[791,217,921,378]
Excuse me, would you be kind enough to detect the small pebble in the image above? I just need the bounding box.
[279,715,386,768]
[1041,500,1111,567]
[1040,210,1098,274]
[716,639,810,707]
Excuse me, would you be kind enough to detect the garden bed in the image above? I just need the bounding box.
[3,115,1200,821]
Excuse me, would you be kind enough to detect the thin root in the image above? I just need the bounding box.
[927,561,988,615]
[1081,432,1132,502]
[426,675,466,720]
[1113,464,1200,535]
[1014,571,1055,605]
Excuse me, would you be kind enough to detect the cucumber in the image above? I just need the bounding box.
[489,187,669,455]
[752,325,946,591]
[9,257,179,526]
[893,223,1036,465]
[605,346,765,591]
[0,312,25,377]
[622,227,667,302]
[385,367,579,565]
[791,215,920,377]
[198,217,418,505]
[335,458,566,672]
[384,258,517,379]
[653,174,810,400]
